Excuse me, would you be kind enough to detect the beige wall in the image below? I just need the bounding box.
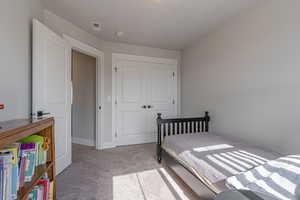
[181,1,300,155]
[43,10,181,145]
[72,50,96,144]
[0,0,44,121]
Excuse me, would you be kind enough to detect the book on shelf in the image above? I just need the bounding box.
[0,135,50,200]
[0,146,18,200]
[27,177,51,200]
[20,143,37,183]
[48,181,54,200]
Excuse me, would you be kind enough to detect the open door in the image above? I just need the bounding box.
[32,19,72,174]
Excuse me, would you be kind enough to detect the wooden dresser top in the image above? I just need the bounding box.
[0,117,53,132]
[0,117,54,147]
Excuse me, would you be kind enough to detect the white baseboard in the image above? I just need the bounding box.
[72,137,95,146]
[102,142,116,149]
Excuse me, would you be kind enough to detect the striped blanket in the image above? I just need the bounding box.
[179,147,271,184]
[163,134,279,186]
[226,154,300,200]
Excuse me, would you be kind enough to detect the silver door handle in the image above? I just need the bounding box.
[141,105,147,109]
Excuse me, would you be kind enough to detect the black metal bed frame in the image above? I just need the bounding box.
[156,112,217,199]
[156,112,210,163]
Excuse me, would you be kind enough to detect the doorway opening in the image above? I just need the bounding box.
[64,34,104,150]
[71,50,97,147]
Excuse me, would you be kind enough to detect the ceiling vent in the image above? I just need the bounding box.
[91,21,103,32]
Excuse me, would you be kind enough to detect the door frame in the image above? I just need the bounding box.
[112,53,178,147]
[63,34,105,150]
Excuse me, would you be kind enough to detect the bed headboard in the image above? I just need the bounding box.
[156,112,210,163]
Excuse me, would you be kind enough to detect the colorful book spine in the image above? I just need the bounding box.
[1,153,13,200]
[26,178,50,200]
[19,155,26,188]
[37,179,49,200]
[2,164,6,200]
[20,143,37,182]
[34,185,39,200]
[0,136,50,199]
[0,157,3,200]
[0,144,19,200]
[20,135,49,166]
[48,181,54,200]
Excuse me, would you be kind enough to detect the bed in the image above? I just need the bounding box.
[156,112,293,200]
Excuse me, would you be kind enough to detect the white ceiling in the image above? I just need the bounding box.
[44,0,260,50]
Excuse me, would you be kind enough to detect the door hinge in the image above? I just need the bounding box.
[172,72,175,78]
[115,132,117,138]
[115,100,117,105]
[172,99,175,104]
[114,67,118,72]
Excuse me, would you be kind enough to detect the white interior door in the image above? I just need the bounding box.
[32,19,71,174]
[114,55,177,146]
[146,63,177,137]
[116,61,149,146]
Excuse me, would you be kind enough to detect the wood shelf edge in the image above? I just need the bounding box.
[0,118,54,147]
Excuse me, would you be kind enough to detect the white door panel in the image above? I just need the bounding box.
[32,19,71,174]
[53,118,67,157]
[122,111,146,135]
[121,70,143,102]
[118,110,150,145]
[147,64,176,109]
[146,64,176,138]
[116,61,148,145]
[115,56,177,146]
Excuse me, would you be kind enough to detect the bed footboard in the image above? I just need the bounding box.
[156,112,210,163]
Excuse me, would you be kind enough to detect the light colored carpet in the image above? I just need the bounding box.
[57,143,200,200]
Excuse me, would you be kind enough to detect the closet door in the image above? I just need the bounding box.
[146,63,177,137]
[114,54,177,146]
[116,61,149,146]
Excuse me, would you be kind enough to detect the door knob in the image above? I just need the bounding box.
[147,105,153,109]
[37,111,51,118]
[141,105,147,109]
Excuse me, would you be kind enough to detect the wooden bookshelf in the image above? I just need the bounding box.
[0,117,56,200]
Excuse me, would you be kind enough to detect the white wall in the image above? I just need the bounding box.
[181,1,300,155]
[43,10,181,146]
[72,50,96,145]
[0,0,44,121]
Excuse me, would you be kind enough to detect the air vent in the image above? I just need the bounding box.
[91,21,103,32]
